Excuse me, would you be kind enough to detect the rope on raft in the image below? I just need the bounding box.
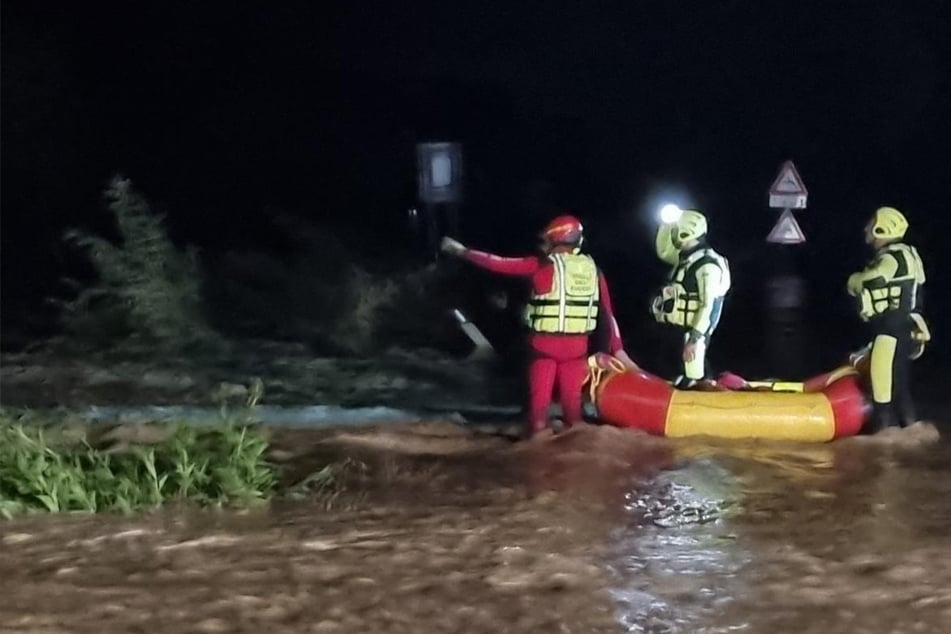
[583,354,626,403]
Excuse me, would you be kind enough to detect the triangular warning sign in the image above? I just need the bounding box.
[767,209,806,244]
[769,160,808,195]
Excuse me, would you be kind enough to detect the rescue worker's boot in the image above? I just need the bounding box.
[864,405,898,434]
[673,375,701,390]
[523,419,547,440]
[896,399,918,429]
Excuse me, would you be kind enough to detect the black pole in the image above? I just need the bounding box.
[765,243,806,378]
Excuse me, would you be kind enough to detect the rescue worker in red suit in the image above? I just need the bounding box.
[441,215,636,438]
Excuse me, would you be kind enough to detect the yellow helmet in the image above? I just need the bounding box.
[673,209,708,246]
[869,206,908,240]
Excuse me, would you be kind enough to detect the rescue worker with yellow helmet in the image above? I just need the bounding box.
[651,208,731,389]
[847,206,928,432]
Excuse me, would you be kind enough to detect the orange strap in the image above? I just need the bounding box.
[583,355,626,403]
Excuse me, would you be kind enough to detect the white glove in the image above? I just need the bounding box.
[440,236,466,256]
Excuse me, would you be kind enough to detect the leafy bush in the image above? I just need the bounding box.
[332,267,401,353]
[53,175,218,353]
[204,215,458,355]
[51,176,459,357]
[0,413,275,519]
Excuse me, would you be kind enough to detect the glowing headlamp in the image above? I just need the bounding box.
[659,203,683,224]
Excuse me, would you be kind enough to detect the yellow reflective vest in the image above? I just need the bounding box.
[652,241,731,335]
[847,242,925,322]
[526,252,600,334]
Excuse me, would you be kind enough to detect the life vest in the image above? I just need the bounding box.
[652,246,731,331]
[526,252,600,334]
[857,243,925,321]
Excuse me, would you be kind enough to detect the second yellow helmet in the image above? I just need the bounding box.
[870,206,908,240]
[674,209,708,245]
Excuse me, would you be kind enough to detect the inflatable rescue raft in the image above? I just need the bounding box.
[586,356,870,442]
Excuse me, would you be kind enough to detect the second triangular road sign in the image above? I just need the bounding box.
[767,208,806,244]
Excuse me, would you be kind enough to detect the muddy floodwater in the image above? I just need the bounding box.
[1,421,949,633]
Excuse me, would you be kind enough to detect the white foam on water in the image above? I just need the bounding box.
[74,404,425,428]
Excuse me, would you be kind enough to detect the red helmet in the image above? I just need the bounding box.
[540,214,584,247]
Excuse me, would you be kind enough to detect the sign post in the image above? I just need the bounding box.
[416,142,488,359]
[765,160,808,376]
[416,142,463,260]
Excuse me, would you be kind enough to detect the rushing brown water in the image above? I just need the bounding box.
[1,421,949,633]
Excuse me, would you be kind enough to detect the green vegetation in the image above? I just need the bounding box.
[50,174,456,358]
[0,410,276,519]
[284,457,368,511]
[54,175,220,353]
[0,381,367,520]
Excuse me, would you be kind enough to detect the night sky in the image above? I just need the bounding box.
[4,1,951,369]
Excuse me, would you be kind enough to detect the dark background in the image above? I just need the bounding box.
[3,0,950,379]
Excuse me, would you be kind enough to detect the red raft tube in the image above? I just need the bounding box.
[585,356,869,442]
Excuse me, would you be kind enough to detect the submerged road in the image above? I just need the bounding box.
[1,420,948,633]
